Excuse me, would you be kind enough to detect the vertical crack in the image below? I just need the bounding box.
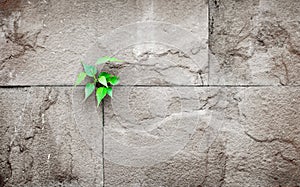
[102,100,105,187]
[4,144,12,186]
[207,0,211,85]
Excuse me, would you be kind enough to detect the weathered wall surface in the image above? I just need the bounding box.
[209,0,300,85]
[0,0,299,187]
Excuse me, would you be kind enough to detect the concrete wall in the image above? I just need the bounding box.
[0,0,299,186]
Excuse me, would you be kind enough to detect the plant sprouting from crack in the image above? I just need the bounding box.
[74,56,122,107]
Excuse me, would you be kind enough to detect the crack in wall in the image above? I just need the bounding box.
[245,131,300,152]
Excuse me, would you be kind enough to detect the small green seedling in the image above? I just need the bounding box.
[75,56,123,107]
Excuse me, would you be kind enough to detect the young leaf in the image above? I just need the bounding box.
[82,63,97,77]
[109,57,123,62]
[75,72,86,86]
[108,76,119,85]
[96,56,110,65]
[98,72,111,79]
[107,87,113,97]
[98,76,108,87]
[85,83,95,100]
[96,87,107,107]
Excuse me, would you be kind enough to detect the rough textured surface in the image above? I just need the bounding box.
[0,87,103,186]
[209,0,300,85]
[225,87,300,186]
[102,87,226,186]
[1,0,300,186]
[1,86,299,186]
[103,87,300,186]
[0,0,208,86]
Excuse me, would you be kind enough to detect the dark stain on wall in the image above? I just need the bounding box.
[0,0,21,16]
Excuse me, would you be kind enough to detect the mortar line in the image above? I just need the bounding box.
[0,85,76,88]
[1,84,300,88]
[102,100,105,187]
[114,84,300,87]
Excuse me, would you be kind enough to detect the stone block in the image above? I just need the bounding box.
[224,87,300,186]
[209,0,300,85]
[0,0,208,86]
[0,87,103,186]
[103,86,300,186]
[103,86,224,186]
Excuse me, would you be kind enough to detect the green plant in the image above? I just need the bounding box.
[74,56,122,107]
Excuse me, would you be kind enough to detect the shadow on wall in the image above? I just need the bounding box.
[0,175,4,187]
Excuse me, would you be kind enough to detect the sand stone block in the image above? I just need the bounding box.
[84,0,208,86]
[221,87,300,186]
[0,0,208,86]
[0,87,103,186]
[209,0,300,85]
[103,87,300,186]
[103,87,233,186]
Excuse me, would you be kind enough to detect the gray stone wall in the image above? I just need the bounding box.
[0,0,299,186]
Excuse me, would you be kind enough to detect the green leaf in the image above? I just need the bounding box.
[108,76,119,85]
[96,87,107,107]
[82,63,97,77]
[96,56,110,65]
[107,87,112,97]
[85,83,95,100]
[109,57,123,62]
[98,76,108,87]
[98,72,111,79]
[75,72,86,86]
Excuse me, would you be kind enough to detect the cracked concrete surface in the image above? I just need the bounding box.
[1,0,300,186]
